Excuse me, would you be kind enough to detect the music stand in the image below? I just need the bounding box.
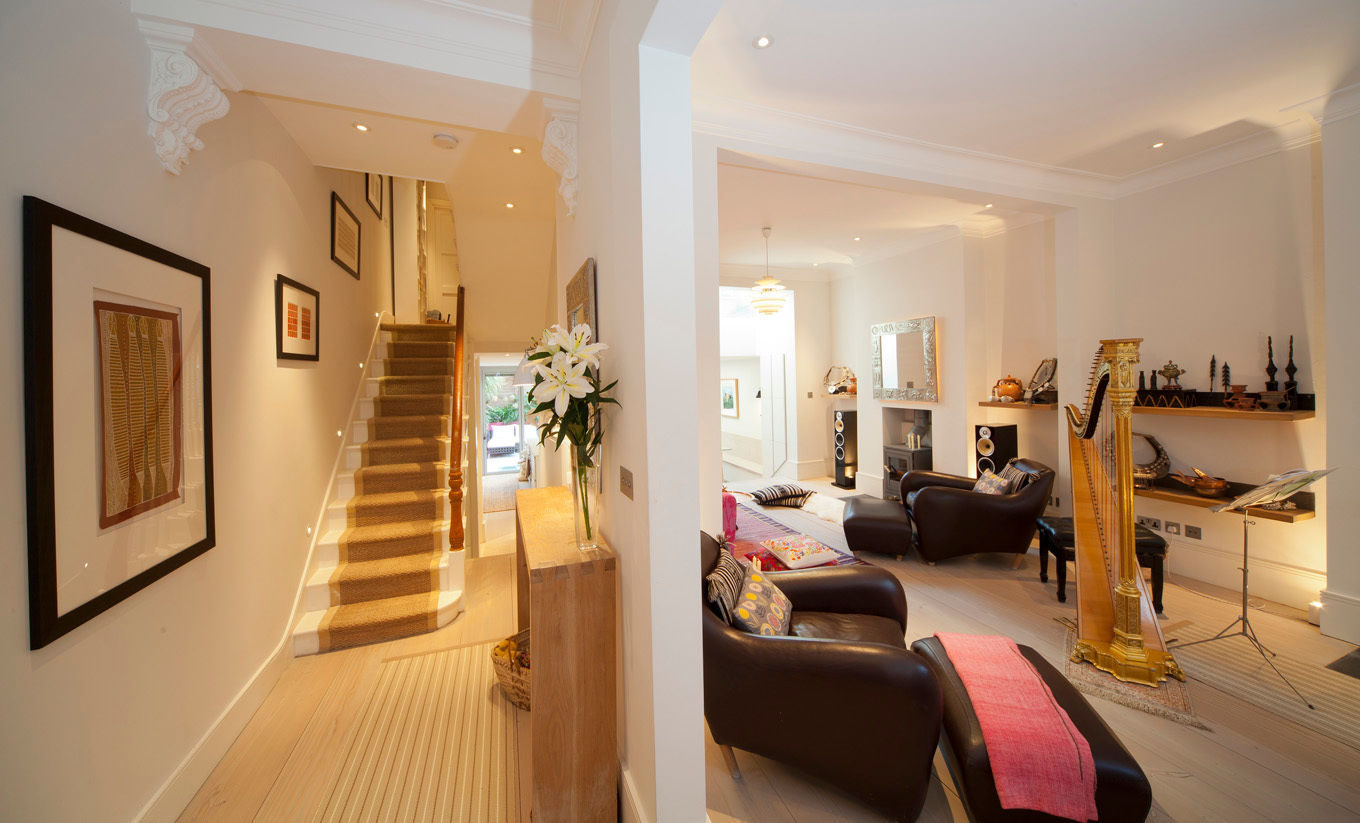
[1169,469,1332,710]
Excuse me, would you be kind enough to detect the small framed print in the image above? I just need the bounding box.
[566,257,598,339]
[720,378,739,418]
[365,173,383,218]
[275,274,319,361]
[331,192,361,279]
[23,196,215,649]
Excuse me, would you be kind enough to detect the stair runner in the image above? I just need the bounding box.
[294,323,464,655]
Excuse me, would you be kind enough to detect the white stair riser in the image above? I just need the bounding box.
[303,551,460,611]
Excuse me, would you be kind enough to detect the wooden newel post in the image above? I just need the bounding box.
[449,285,466,552]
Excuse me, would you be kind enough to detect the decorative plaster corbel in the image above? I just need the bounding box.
[541,99,580,216]
[139,20,236,175]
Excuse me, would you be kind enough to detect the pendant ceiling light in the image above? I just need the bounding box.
[750,226,787,315]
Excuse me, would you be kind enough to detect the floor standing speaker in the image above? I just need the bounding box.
[975,424,1018,476]
[833,410,858,489]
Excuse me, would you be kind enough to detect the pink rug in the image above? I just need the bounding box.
[729,504,864,570]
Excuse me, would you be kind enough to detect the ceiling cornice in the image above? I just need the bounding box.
[417,0,568,33]
[1284,81,1360,127]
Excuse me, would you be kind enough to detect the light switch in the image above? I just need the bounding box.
[620,466,634,500]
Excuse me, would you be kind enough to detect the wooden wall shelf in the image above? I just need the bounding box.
[1132,406,1314,421]
[977,401,1058,410]
[1133,487,1315,523]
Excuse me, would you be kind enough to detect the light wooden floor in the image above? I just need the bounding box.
[707,479,1360,823]
[179,553,528,822]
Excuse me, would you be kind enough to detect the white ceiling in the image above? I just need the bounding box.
[693,0,1360,180]
[718,156,1047,269]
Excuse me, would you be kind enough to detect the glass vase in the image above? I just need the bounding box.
[570,445,600,550]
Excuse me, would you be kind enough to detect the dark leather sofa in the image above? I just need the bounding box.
[903,458,1055,564]
[700,531,942,820]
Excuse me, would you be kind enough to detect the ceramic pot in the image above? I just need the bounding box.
[993,375,1023,401]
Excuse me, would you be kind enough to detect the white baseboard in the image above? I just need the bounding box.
[794,458,829,480]
[135,642,291,822]
[620,763,646,823]
[1320,588,1360,644]
[1168,539,1325,610]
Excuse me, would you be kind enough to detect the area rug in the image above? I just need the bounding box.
[1326,648,1360,680]
[1061,628,1205,729]
[730,505,864,570]
[482,473,519,513]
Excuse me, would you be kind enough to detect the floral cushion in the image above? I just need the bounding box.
[761,536,840,570]
[732,565,792,636]
[973,469,1010,495]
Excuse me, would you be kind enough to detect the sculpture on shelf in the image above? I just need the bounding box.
[1285,335,1298,393]
[1221,362,1231,393]
[1131,432,1171,489]
[1156,361,1185,390]
[1139,370,1146,391]
[1226,384,1258,411]
[1209,355,1217,389]
[824,366,857,395]
[1265,336,1279,392]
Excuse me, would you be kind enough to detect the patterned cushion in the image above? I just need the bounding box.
[999,460,1031,493]
[705,549,745,624]
[760,536,840,570]
[973,469,1010,495]
[750,483,813,507]
[731,565,792,636]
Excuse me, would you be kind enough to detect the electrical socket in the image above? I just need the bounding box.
[1185,524,1202,540]
[1051,496,1060,508]
[1164,521,1181,535]
[1136,515,1162,531]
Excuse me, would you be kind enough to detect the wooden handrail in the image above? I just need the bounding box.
[449,286,467,552]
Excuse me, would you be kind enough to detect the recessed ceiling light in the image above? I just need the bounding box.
[853,236,861,242]
[812,263,819,267]
[353,123,369,132]
[1151,141,1165,149]
[511,146,523,155]
[506,203,515,209]
[753,35,772,49]
[984,203,994,209]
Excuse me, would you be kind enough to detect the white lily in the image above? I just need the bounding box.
[533,324,567,356]
[532,352,592,416]
[557,324,607,370]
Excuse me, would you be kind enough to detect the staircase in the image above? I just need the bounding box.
[294,320,467,655]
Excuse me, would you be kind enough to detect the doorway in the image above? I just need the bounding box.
[476,354,532,557]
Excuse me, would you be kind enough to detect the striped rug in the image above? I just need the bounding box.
[310,641,521,822]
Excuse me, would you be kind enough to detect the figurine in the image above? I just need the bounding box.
[1265,336,1279,392]
[1285,335,1298,392]
[1222,362,1231,393]
[1150,370,1158,389]
[1139,370,1146,391]
[1226,384,1257,411]
[1157,361,1185,390]
[1209,355,1217,389]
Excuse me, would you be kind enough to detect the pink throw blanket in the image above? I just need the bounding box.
[935,633,1099,821]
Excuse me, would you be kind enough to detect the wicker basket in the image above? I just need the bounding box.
[491,628,531,710]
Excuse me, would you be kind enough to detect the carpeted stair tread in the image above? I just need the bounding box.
[380,323,457,340]
[374,394,448,416]
[355,462,442,494]
[384,357,456,376]
[369,413,449,440]
[320,592,439,651]
[338,520,444,562]
[362,436,446,465]
[348,489,441,526]
[329,553,441,605]
[378,376,453,395]
[388,341,454,357]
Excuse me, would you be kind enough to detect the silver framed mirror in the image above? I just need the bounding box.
[1028,357,1058,392]
[871,316,938,402]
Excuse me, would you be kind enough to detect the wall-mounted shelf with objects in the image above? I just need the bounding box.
[977,401,1058,411]
[1131,406,1314,421]
[1134,479,1316,524]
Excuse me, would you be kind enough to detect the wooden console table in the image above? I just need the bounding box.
[515,486,618,822]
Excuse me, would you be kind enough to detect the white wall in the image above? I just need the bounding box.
[1321,101,1360,642]
[0,1,392,819]
[719,356,761,467]
[456,214,555,346]
[832,233,971,493]
[1105,145,1326,609]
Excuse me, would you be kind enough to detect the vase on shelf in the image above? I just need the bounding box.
[570,445,600,550]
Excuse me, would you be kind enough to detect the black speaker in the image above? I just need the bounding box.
[975,424,1017,476]
[833,410,857,489]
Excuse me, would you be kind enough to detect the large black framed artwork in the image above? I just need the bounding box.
[23,196,216,649]
[275,274,320,361]
[331,192,361,279]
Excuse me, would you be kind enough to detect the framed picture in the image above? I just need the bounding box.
[23,196,215,649]
[566,257,597,338]
[275,274,320,361]
[720,378,739,418]
[365,173,383,218]
[331,192,361,279]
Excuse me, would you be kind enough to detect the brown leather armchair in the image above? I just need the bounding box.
[700,532,943,821]
[903,458,1054,565]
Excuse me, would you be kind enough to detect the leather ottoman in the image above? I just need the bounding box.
[1036,516,1168,613]
[843,496,914,558]
[911,637,1152,823]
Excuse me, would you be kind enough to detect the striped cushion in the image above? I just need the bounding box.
[999,461,1032,493]
[705,549,746,625]
[751,483,813,507]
